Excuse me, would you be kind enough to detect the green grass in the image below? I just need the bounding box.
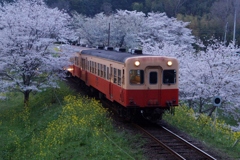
[0,82,144,160]
[217,108,240,126]
[5,81,239,159]
[0,92,23,111]
[163,105,240,159]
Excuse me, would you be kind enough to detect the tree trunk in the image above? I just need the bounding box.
[208,106,217,117]
[199,97,203,113]
[24,91,30,107]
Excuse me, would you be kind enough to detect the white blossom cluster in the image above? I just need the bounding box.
[72,10,195,49]
[0,0,75,103]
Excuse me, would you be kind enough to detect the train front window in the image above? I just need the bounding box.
[163,70,176,84]
[149,72,157,84]
[130,70,144,85]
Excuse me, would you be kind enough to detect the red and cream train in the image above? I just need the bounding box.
[67,46,179,120]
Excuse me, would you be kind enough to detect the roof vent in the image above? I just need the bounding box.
[97,45,104,49]
[81,44,88,47]
[104,46,114,51]
[128,49,142,55]
[115,47,126,52]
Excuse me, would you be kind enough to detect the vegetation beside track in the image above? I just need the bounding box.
[2,80,239,159]
[0,82,144,160]
[163,106,240,159]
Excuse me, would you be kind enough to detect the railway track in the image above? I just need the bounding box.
[66,77,219,160]
[133,123,217,160]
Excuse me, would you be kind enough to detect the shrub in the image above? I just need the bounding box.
[163,105,240,159]
[1,89,140,159]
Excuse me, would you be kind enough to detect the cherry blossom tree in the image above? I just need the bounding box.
[73,10,195,49]
[73,10,145,48]
[181,42,240,118]
[145,40,240,119]
[73,12,113,46]
[110,10,145,48]
[139,12,195,51]
[0,0,75,106]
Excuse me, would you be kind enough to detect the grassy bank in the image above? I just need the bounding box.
[163,106,240,159]
[0,82,143,160]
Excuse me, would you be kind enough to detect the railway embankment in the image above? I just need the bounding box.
[0,82,144,160]
[163,106,240,159]
[1,80,239,159]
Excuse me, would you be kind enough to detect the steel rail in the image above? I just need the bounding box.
[133,123,186,160]
[161,126,217,160]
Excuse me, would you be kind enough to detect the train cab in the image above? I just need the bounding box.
[123,56,179,109]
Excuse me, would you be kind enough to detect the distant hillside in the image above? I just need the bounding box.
[43,0,216,17]
[1,0,240,45]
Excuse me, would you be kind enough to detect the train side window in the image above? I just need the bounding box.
[94,62,96,74]
[130,70,144,85]
[83,59,85,70]
[110,67,113,81]
[80,58,82,68]
[104,65,106,79]
[98,63,100,76]
[92,61,94,73]
[107,67,110,80]
[88,61,90,71]
[114,68,117,84]
[163,70,176,84]
[89,61,92,72]
[75,57,78,65]
[118,69,121,86]
[99,64,101,77]
[90,61,92,73]
[92,61,94,72]
[100,64,103,77]
[122,69,125,84]
[82,58,85,70]
[100,64,102,76]
[149,72,157,84]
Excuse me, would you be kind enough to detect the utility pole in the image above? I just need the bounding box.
[233,8,237,45]
[108,23,110,46]
[224,22,228,44]
[233,0,239,45]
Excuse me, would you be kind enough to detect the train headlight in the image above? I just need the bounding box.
[134,60,140,67]
[67,67,73,71]
[167,61,173,67]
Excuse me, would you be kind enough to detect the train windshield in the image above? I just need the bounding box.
[130,70,144,84]
[163,70,176,84]
[149,71,158,84]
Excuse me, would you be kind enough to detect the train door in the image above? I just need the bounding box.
[85,58,88,85]
[109,64,113,100]
[145,66,162,99]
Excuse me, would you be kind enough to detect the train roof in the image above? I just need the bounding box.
[81,49,151,63]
